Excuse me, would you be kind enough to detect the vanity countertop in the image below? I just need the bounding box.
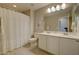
[37,31,79,40]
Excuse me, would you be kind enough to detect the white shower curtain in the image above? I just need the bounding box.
[0,7,31,54]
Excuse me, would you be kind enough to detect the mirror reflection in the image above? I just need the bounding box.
[44,3,79,32]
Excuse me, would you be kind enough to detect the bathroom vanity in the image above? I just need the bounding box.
[37,31,79,55]
[35,4,79,55]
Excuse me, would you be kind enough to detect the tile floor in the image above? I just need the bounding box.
[5,44,49,55]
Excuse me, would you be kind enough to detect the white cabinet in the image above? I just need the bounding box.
[0,35,2,54]
[47,36,59,54]
[38,34,79,55]
[38,35,47,51]
[60,38,79,55]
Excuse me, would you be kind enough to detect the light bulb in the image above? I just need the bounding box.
[47,8,51,13]
[61,3,66,9]
[56,5,60,11]
[51,6,56,12]
[13,5,16,7]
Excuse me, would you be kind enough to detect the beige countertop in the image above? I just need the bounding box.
[37,31,79,40]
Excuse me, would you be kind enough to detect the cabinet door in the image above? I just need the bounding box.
[0,35,2,54]
[38,35,47,51]
[60,38,79,55]
[47,36,59,54]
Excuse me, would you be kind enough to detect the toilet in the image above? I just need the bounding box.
[29,37,37,48]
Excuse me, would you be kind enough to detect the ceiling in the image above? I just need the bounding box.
[0,3,50,12]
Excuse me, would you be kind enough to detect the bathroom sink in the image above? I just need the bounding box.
[46,31,51,33]
[63,32,69,35]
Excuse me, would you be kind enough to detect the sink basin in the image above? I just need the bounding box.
[46,31,51,33]
[63,32,69,35]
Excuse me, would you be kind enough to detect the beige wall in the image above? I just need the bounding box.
[22,9,30,16]
[34,3,72,33]
[22,9,34,36]
[30,9,34,36]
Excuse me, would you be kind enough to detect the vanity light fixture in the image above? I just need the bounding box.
[51,6,56,12]
[13,5,16,7]
[56,5,61,11]
[47,8,51,13]
[61,3,66,9]
[47,3,66,13]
